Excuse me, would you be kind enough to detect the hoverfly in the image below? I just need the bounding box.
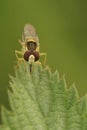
[15,24,46,72]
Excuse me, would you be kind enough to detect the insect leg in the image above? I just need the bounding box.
[39,52,47,66]
[18,39,25,46]
[15,50,24,62]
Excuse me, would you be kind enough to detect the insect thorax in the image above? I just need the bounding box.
[26,41,37,51]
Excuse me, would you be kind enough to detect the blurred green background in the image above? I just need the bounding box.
[0,0,87,121]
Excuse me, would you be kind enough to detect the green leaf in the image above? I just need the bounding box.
[0,61,87,130]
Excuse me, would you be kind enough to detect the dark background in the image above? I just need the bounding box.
[0,0,87,120]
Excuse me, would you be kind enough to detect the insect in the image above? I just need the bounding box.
[15,24,46,71]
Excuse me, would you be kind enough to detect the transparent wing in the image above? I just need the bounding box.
[23,24,39,46]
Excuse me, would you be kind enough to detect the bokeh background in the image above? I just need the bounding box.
[0,0,87,122]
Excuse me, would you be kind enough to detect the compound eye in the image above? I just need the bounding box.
[32,51,40,61]
[23,50,40,62]
[23,51,31,61]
